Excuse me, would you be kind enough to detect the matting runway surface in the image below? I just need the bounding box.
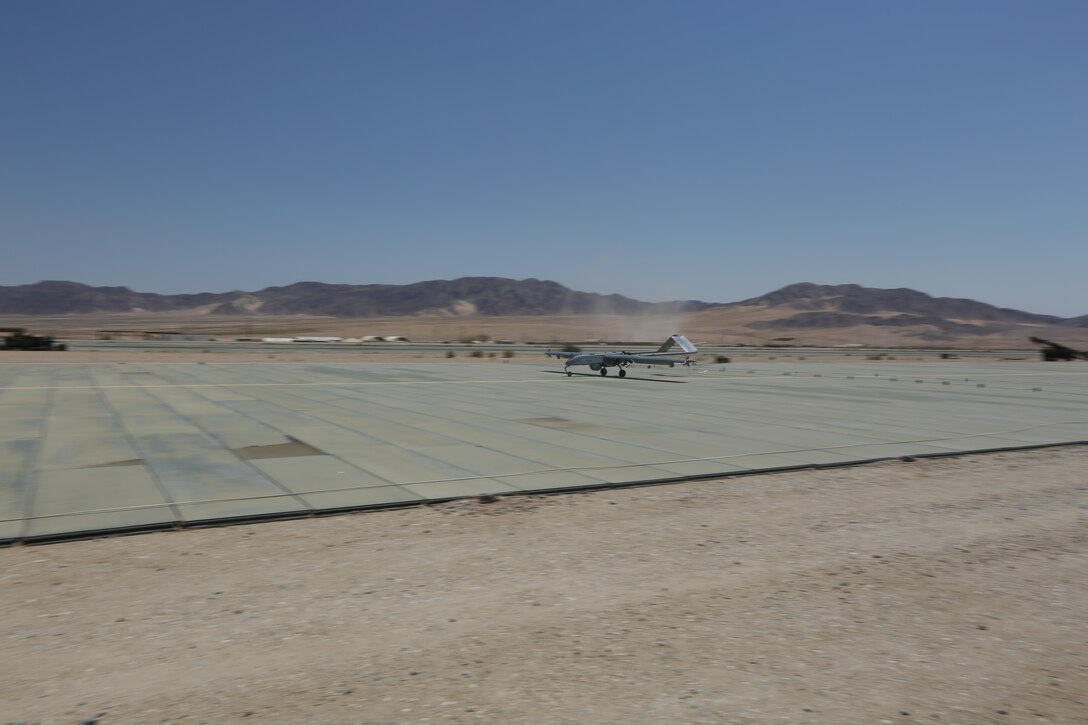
[2,360,1086,541]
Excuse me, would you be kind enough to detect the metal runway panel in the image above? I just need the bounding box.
[1,360,1087,542]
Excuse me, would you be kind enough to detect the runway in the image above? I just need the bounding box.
[2,360,1086,542]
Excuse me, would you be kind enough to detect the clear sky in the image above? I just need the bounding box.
[2,1,1085,315]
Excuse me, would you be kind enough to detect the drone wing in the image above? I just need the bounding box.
[604,353,691,367]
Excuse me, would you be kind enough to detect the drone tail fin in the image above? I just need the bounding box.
[656,334,698,355]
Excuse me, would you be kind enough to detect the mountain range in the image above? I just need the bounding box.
[731,283,1086,333]
[1,279,1085,342]
[0,278,706,317]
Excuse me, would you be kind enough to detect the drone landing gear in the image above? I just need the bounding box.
[618,368,626,378]
[599,368,608,376]
[566,369,572,377]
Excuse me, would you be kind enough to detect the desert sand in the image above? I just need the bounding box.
[6,311,1088,350]
[2,446,1085,725]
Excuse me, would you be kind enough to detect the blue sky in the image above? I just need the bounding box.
[2,1,1085,315]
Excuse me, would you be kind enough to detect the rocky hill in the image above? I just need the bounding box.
[3,279,1084,347]
[0,280,230,315]
[731,283,1062,324]
[0,278,708,317]
[724,283,1070,339]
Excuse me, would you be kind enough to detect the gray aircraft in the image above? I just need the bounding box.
[547,334,698,377]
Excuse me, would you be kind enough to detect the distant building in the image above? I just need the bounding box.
[360,335,409,342]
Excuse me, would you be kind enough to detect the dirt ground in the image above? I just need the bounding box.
[2,447,1085,725]
[0,350,534,364]
[6,310,1088,350]
[0,350,1036,365]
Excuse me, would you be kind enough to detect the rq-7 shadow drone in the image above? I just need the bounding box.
[546,334,698,378]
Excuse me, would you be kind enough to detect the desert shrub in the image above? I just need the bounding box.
[446,350,456,358]
[470,349,483,358]
[502,350,515,358]
[561,343,581,353]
